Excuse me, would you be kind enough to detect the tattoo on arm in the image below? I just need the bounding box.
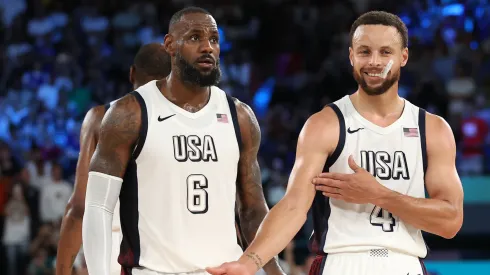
[245,252,264,269]
[89,94,141,177]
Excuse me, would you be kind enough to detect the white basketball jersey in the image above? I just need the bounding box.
[310,95,428,258]
[116,81,243,273]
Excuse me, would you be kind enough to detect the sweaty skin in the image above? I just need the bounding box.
[56,105,107,275]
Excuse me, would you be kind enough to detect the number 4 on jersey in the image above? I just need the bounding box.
[187,174,209,214]
[370,206,395,232]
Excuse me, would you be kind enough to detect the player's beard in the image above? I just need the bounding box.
[353,67,400,96]
[176,53,221,87]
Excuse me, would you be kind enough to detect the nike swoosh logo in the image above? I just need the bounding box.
[158,114,176,122]
[347,127,364,134]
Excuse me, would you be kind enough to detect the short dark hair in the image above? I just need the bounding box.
[349,11,408,48]
[133,43,171,78]
[169,6,212,31]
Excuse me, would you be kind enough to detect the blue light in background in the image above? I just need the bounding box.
[442,4,464,17]
[218,27,232,52]
[470,41,478,50]
[465,18,474,32]
[253,77,275,118]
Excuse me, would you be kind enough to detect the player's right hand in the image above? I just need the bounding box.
[206,261,254,275]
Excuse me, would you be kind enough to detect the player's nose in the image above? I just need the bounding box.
[199,39,214,54]
[368,52,382,67]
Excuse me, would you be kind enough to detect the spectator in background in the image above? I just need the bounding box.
[3,183,31,275]
[17,167,41,236]
[0,142,21,177]
[459,99,490,175]
[40,164,71,223]
[26,146,52,190]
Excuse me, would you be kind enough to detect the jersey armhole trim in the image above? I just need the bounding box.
[324,103,346,169]
[418,108,428,176]
[130,91,148,160]
[226,94,243,152]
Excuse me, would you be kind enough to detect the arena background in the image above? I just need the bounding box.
[0,0,489,274]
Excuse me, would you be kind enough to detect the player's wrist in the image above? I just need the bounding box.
[238,252,263,274]
[374,187,398,208]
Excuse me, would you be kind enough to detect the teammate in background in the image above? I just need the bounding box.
[206,11,464,275]
[56,43,171,275]
[82,7,283,275]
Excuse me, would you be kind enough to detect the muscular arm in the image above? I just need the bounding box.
[234,100,282,275]
[376,113,464,239]
[83,95,141,275]
[56,106,106,275]
[237,108,338,274]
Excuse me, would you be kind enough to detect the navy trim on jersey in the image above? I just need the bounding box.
[419,258,428,275]
[104,103,111,112]
[309,103,344,256]
[118,158,141,269]
[130,91,148,160]
[309,255,327,275]
[418,108,428,176]
[324,103,346,168]
[226,94,243,152]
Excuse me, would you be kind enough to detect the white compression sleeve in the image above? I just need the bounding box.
[82,171,123,275]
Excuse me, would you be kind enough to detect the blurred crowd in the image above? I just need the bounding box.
[0,0,490,274]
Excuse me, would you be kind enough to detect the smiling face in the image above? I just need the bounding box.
[165,12,221,87]
[349,24,409,96]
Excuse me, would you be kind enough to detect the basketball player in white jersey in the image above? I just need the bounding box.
[206,11,464,275]
[81,6,284,275]
[56,43,171,275]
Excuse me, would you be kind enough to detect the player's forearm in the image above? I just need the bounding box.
[82,172,122,275]
[82,205,114,275]
[239,203,283,274]
[376,189,462,239]
[238,198,307,274]
[56,205,83,275]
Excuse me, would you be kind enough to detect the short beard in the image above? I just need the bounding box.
[176,53,221,87]
[353,68,399,96]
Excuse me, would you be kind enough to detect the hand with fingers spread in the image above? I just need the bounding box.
[312,155,389,204]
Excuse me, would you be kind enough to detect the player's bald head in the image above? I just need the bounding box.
[130,43,171,89]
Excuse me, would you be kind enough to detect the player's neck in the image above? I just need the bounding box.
[352,86,404,118]
[161,74,211,109]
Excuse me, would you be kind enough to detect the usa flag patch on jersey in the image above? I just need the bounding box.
[216,113,228,123]
[403,127,419,137]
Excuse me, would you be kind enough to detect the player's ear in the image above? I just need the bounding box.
[129,65,135,85]
[401,47,409,67]
[164,34,175,57]
[349,47,354,66]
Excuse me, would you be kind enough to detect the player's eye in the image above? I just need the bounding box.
[190,35,199,41]
[210,37,219,43]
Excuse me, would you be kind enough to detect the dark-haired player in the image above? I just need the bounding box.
[56,43,171,275]
[206,11,463,275]
[82,7,283,275]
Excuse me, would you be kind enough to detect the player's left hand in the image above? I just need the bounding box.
[312,155,388,204]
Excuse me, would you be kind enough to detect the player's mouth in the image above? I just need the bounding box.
[363,71,385,79]
[196,58,215,69]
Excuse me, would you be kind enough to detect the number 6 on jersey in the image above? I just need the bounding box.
[187,174,209,214]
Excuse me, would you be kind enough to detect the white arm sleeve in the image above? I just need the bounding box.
[82,171,123,275]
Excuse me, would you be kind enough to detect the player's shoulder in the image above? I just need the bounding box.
[298,105,340,151]
[304,104,340,132]
[107,93,141,114]
[423,110,456,154]
[229,96,254,118]
[82,105,106,128]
